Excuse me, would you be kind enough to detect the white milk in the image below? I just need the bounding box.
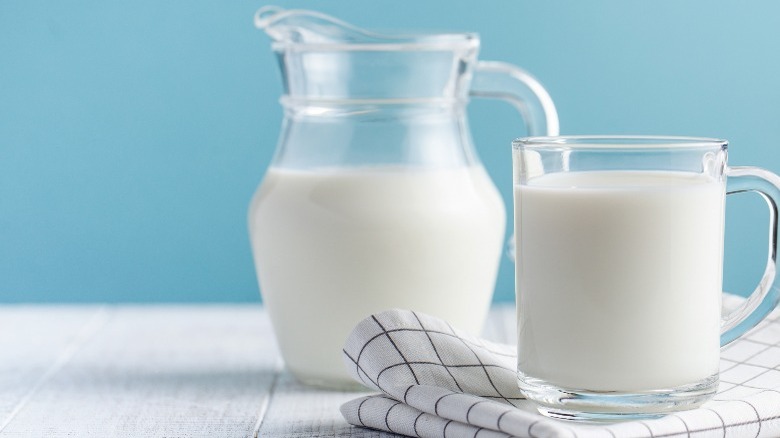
[250,165,505,386]
[515,170,725,392]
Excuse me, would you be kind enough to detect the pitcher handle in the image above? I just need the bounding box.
[470,61,559,260]
[721,166,780,346]
[469,61,559,137]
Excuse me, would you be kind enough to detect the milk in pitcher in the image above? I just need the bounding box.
[250,165,505,386]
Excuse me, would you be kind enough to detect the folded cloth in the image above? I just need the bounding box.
[340,302,780,438]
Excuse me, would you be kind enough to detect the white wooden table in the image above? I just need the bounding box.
[0,305,515,437]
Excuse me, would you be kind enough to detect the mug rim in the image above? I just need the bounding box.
[513,135,728,150]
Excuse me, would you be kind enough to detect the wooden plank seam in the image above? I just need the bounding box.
[252,361,283,438]
[0,306,112,433]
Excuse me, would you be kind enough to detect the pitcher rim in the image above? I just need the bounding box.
[256,6,480,52]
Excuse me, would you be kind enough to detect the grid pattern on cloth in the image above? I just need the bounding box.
[340,298,780,438]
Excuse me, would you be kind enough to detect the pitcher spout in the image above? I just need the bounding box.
[254,6,396,46]
[255,5,477,48]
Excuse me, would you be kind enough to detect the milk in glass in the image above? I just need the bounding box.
[515,170,725,391]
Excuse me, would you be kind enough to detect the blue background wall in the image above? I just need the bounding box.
[1,0,777,302]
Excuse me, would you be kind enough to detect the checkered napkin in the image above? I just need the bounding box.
[340,299,780,438]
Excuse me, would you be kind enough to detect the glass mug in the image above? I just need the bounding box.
[512,136,780,420]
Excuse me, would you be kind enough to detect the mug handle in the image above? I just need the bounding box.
[469,61,559,261]
[721,166,780,346]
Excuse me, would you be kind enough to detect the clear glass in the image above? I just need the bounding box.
[512,135,780,420]
[248,6,559,389]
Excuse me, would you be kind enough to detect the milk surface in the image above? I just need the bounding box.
[250,165,505,385]
[515,170,725,391]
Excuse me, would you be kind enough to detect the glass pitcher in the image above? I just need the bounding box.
[249,6,559,388]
